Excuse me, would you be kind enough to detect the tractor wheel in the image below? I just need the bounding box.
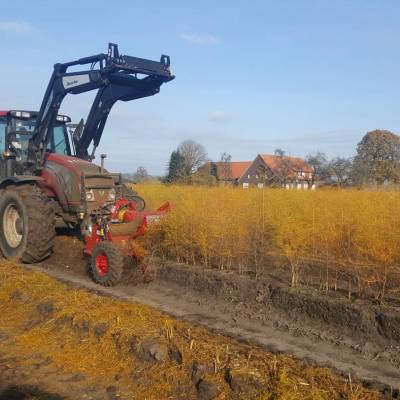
[89,241,124,286]
[0,185,55,263]
[120,184,146,211]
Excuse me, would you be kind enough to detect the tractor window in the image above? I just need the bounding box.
[47,124,71,156]
[0,117,6,152]
[9,117,35,162]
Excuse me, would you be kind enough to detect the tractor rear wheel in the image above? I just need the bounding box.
[89,241,124,286]
[0,185,55,262]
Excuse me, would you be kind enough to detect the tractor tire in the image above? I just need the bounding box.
[0,185,55,263]
[89,241,124,286]
[120,184,146,211]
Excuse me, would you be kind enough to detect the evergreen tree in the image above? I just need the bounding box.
[166,150,187,183]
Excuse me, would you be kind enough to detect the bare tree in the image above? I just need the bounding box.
[133,166,149,183]
[177,140,208,175]
[328,157,352,187]
[274,148,286,157]
[306,152,330,182]
[219,152,232,181]
[275,157,295,185]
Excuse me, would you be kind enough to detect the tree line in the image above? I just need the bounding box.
[307,129,400,186]
[129,129,400,187]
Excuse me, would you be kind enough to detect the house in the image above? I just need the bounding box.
[198,161,252,185]
[238,154,314,189]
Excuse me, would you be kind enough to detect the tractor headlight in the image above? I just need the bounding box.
[108,188,116,202]
[86,189,95,201]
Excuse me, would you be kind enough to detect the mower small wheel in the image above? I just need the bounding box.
[131,195,146,212]
[90,242,124,286]
[119,185,146,211]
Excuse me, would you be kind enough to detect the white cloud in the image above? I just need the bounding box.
[181,32,220,45]
[208,111,236,123]
[0,20,33,35]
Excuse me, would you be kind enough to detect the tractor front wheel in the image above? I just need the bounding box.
[89,242,124,286]
[0,184,55,262]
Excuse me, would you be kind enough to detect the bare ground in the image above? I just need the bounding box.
[21,236,400,397]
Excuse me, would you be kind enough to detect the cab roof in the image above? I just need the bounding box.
[0,110,71,122]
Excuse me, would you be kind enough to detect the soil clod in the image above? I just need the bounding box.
[169,344,183,364]
[196,379,220,400]
[225,369,263,395]
[140,338,168,362]
[36,301,55,319]
[93,323,108,339]
[191,361,213,383]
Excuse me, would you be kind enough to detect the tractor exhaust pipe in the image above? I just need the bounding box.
[100,154,107,173]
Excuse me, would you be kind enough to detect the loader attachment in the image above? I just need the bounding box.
[29,43,174,166]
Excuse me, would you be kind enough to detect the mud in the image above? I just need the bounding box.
[34,236,400,394]
[0,345,115,400]
[156,262,400,350]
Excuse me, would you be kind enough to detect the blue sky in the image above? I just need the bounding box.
[1,0,400,174]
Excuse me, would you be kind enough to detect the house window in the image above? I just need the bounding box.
[242,182,249,189]
[297,171,305,177]
[255,174,259,179]
[247,174,250,179]
[257,183,264,189]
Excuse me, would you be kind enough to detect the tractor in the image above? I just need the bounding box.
[0,43,174,286]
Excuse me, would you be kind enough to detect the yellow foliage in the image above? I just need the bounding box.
[136,184,400,301]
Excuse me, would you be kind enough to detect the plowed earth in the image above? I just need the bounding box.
[0,236,398,399]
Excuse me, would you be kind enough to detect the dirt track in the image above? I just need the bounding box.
[28,237,400,395]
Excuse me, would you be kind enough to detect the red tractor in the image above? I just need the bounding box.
[0,44,174,285]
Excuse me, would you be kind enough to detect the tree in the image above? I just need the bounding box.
[219,152,232,181]
[166,150,187,183]
[352,130,400,185]
[256,164,276,186]
[133,166,149,183]
[190,171,217,186]
[306,152,330,183]
[274,148,285,157]
[327,157,352,187]
[177,140,208,175]
[275,157,295,185]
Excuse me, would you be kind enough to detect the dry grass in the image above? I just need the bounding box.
[136,184,400,302]
[0,261,382,399]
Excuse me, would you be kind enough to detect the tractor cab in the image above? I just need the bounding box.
[0,110,72,163]
[0,110,72,166]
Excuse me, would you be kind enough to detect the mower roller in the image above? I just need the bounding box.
[0,43,174,286]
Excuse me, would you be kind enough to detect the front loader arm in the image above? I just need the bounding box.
[76,74,168,160]
[29,43,174,166]
[30,60,107,165]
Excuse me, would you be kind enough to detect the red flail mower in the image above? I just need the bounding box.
[84,198,171,286]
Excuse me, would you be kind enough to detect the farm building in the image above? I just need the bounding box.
[198,161,252,185]
[238,154,315,189]
[200,154,314,188]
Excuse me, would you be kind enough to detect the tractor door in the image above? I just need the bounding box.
[0,117,6,152]
[0,116,6,180]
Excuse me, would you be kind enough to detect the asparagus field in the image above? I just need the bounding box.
[138,184,400,305]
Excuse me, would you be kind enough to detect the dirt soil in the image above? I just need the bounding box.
[0,258,384,400]
[24,236,399,397]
